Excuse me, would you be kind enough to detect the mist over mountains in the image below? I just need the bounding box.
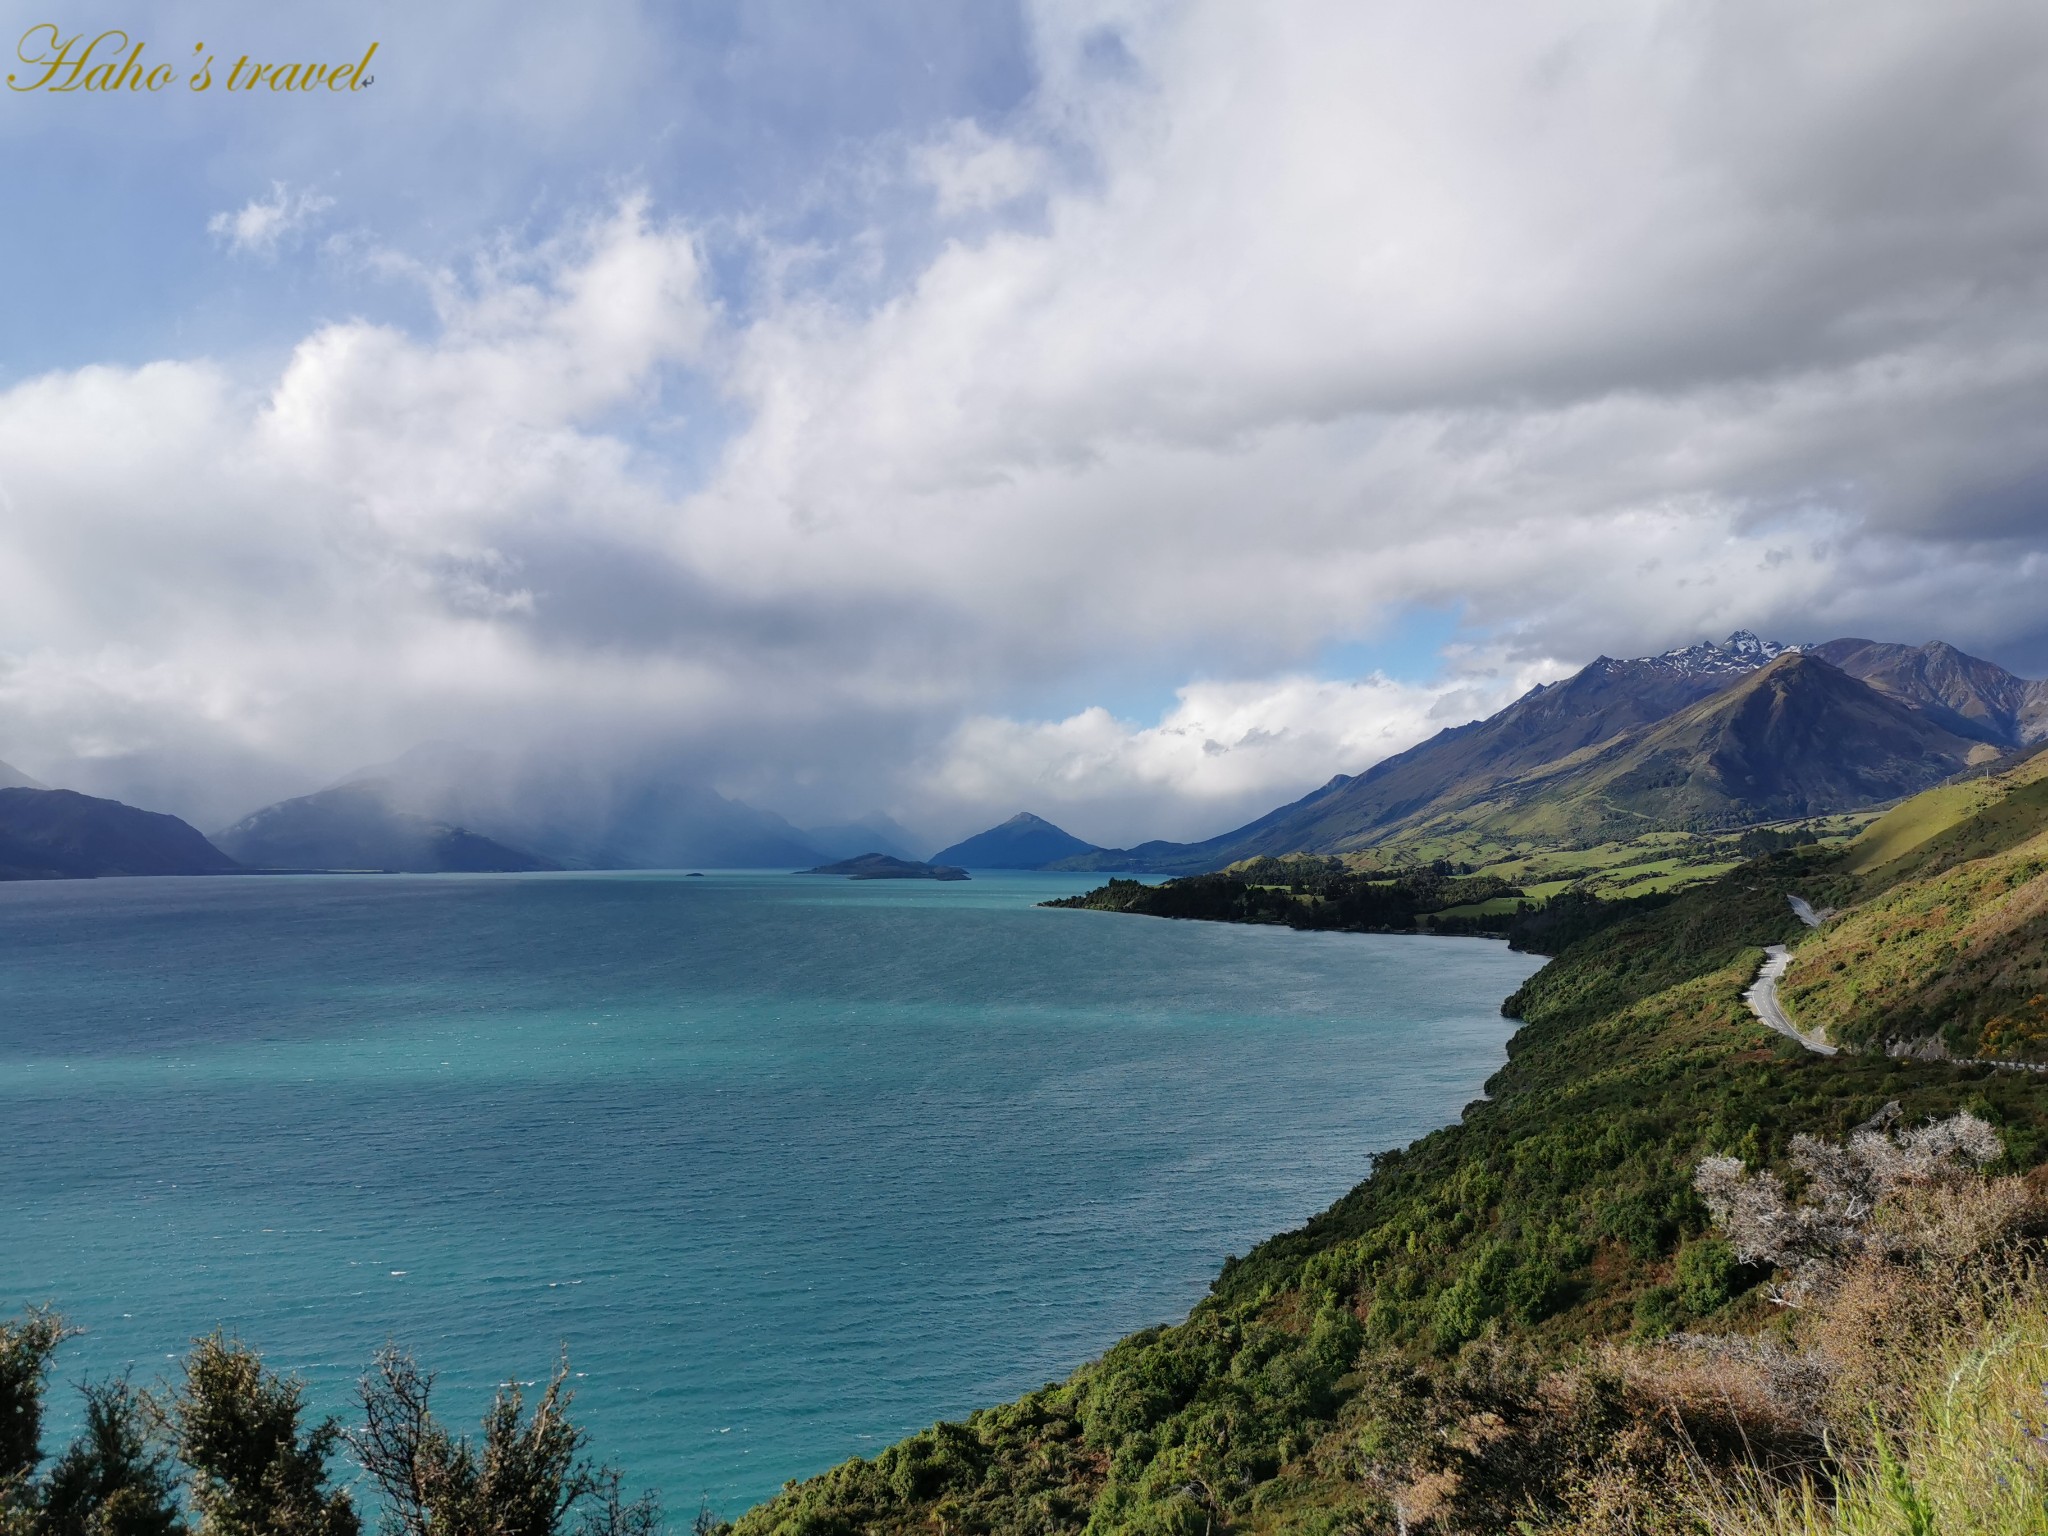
[175,633,2048,876]
[3,633,2044,879]
[210,744,864,872]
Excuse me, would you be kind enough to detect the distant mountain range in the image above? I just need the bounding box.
[6,633,2043,882]
[0,742,928,879]
[950,634,2046,874]
[208,745,918,873]
[211,782,560,873]
[1807,637,2048,746]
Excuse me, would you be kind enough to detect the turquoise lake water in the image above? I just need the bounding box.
[0,870,1541,1515]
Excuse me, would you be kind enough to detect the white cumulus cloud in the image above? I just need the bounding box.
[920,657,1566,847]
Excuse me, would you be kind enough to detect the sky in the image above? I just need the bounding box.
[3,0,2048,846]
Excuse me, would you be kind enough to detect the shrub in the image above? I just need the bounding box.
[0,1309,70,1498]
[351,1346,658,1536]
[165,1332,358,1536]
[41,1379,181,1536]
[1674,1238,1739,1318]
[1631,1287,1682,1341]
[1694,1107,2007,1303]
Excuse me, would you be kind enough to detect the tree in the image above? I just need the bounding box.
[352,1347,658,1536]
[0,1309,73,1529]
[164,1333,356,1536]
[42,1378,182,1536]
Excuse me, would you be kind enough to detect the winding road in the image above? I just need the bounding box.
[1745,893,2044,1070]
[1743,940,1837,1056]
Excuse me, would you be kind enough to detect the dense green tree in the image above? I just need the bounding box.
[0,1309,72,1532]
[42,1378,182,1536]
[164,1334,356,1536]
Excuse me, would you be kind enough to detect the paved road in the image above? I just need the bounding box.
[1749,892,2045,1069]
[1743,942,1837,1056]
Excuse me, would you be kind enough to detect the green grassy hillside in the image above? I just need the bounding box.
[1839,744,2048,877]
[1778,748,2048,1062]
[730,772,2048,1536]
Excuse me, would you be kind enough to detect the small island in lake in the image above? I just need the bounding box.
[802,852,970,881]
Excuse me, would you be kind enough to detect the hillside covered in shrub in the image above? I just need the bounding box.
[729,751,2048,1535]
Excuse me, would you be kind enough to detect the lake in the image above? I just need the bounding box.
[0,870,1541,1514]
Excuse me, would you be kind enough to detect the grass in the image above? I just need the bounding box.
[1782,825,2048,1060]
[1847,747,2048,875]
[1845,782,1999,875]
[1699,1285,2048,1536]
[1373,821,1870,905]
[1784,750,2048,1062]
[1426,896,1526,919]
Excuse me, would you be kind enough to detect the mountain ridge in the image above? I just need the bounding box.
[1811,636,2048,746]
[223,743,832,871]
[0,787,240,879]
[1054,634,2033,872]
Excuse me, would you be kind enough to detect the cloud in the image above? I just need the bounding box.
[208,182,337,257]
[913,120,1049,216]
[5,0,2048,840]
[919,657,1563,846]
[0,198,720,824]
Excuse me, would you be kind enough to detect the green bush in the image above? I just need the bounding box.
[1504,1258,1567,1324]
[41,1380,180,1536]
[1631,1285,1682,1341]
[1674,1236,1739,1317]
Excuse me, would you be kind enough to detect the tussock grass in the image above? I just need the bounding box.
[1846,782,1998,875]
[1698,1281,2048,1535]
[1784,825,2048,1060]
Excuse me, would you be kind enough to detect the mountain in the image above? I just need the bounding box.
[1059,636,2000,872]
[801,814,921,863]
[0,758,48,790]
[0,787,240,879]
[222,744,831,871]
[1058,632,1808,870]
[1470,651,1989,840]
[930,812,1105,868]
[211,783,559,873]
[1808,637,2048,747]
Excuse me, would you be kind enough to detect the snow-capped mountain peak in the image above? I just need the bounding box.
[1645,631,1798,678]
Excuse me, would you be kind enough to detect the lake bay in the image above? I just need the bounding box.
[0,871,1540,1513]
